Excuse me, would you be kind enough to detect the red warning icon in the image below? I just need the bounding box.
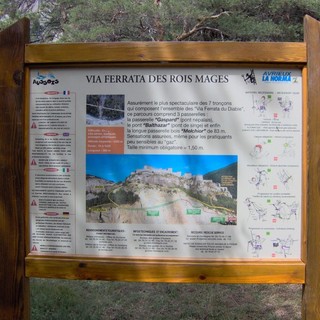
[31,200,37,206]
[31,159,37,166]
[31,122,37,129]
[31,245,38,252]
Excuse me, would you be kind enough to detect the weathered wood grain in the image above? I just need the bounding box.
[302,15,320,320]
[0,18,29,320]
[26,256,305,284]
[25,42,306,64]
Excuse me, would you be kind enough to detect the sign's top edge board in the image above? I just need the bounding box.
[25,42,307,64]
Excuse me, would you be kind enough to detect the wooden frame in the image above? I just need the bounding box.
[302,15,320,319]
[0,18,30,320]
[25,42,306,64]
[24,41,307,285]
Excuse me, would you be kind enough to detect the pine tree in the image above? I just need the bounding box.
[1,0,320,42]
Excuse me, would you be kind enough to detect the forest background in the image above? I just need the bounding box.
[1,0,318,319]
[1,0,320,43]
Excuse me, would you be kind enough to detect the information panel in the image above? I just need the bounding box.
[28,67,302,259]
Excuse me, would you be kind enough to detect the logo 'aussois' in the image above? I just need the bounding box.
[33,71,59,85]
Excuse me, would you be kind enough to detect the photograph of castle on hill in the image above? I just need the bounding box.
[86,154,237,225]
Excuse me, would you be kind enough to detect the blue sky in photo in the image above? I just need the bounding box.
[86,154,237,183]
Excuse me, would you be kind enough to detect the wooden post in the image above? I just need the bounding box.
[0,19,30,320]
[303,15,320,320]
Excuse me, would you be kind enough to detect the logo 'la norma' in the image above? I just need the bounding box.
[262,71,291,82]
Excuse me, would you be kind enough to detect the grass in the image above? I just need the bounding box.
[31,279,302,320]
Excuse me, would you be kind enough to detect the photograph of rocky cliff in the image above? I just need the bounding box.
[86,154,237,225]
[86,94,125,125]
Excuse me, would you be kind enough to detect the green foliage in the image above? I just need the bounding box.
[204,162,237,199]
[35,0,78,42]
[109,188,139,205]
[61,0,211,42]
[218,0,320,41]
[2,0,320,42]
[0,0,39,38]
[185,189,211,206]
[184,188,237,213]
[86,191,111,209]
[214,194,237,211]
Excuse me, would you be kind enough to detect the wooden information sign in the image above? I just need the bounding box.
[1,14,320,320]
[24,43,307,285]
